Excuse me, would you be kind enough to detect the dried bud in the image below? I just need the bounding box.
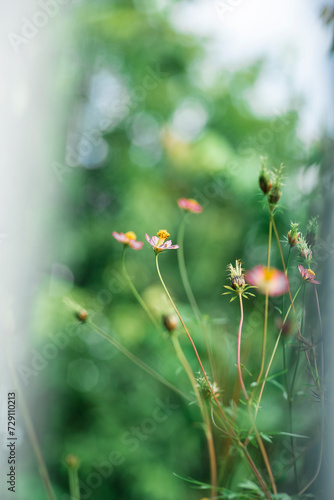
[163,313,178,332]
[66,454,79,469]
[287,222,300,248]
[268,163,284,206]
[268,185,282,205]
[259,158,272,194]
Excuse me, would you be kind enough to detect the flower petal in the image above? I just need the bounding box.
[129,240,143,250]
[112,231,127,243]
[145,233,154,246]
[246,266,288,297]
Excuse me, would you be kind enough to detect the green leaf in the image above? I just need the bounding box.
[278,431,309,439]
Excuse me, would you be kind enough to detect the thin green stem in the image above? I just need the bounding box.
[281,245,298,488]
[87,320,190,401]
[177,215,216,378]
[235,295,276,493]
[68,468,80,500]
[251,286,301,422]
[177,214,201,322]
[172,336,217,499]
[155,254,211,391]
[290,284,306,398]
[282,333,299,490]
[121,248,161,332]
[255,214,272,387]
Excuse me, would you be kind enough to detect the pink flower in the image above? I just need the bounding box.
[298,265,320,285]
[246,266,289,296]
[177,198,203,214]
[145,229,179,254]
[112,231,143,250]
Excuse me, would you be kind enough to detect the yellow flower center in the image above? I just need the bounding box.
[157,229,170,239]
[308,269,315,276]
[125,231,136,240]
[263,268,276,281]
[156,229,170,248]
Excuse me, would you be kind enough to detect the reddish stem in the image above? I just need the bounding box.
[237,294,248,400]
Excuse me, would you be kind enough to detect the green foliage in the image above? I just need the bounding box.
[23,1,327,499]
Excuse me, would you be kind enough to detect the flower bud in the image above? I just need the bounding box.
[297,235,312,262]
[299,247,312,261]
[231,275,245,290]
[163,313,178,332]
[76,309,88,322]
[268,185,282,205]
[268,163,284,206]
[259,158,272,194]
[227,260,245,291]
[287,222,300,248]
[66,454,79,469]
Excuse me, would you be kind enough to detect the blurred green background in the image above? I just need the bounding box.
[20,1,333,499]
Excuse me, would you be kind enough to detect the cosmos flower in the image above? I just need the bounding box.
[145,229,179,254]
[246,266,289,296]
[112,231,143,250]
[177,198,203,213]
[298,265,320,285]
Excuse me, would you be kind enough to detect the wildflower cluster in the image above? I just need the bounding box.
[63,169,323,500]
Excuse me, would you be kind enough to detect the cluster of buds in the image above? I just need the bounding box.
[287,222,300,248]
[259,159,284,207]
[196,374,220,401]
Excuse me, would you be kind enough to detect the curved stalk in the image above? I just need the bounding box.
[121,247,161,332]
[177,215,216,378]
[87,320,190,401]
